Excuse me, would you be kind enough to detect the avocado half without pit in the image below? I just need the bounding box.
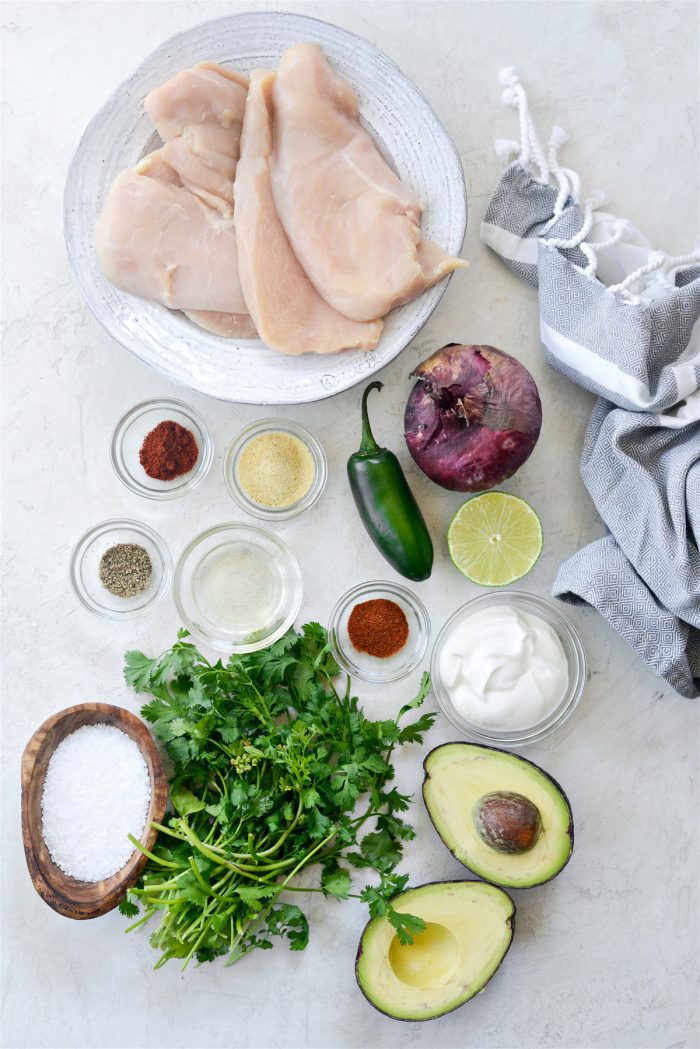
[423,743,574,889]
[355,881,514,1021]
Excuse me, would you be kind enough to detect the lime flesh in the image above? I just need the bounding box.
[447,492,543,586]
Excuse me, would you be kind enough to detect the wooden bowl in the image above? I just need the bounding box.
[21,703,168,919]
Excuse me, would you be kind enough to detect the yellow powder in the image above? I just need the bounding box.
[237,431,316,508]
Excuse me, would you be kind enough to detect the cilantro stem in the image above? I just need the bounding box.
[279,829,338,885]
[225,856,298,873]
[211,869,236,893]
[149,821,187,841]
[179,820,298,876]
[124,908,156,933]
[226,829,338,966]
[228,796,304,861]
[188,857,223,899]
[127,834,180,868]
[182,925,210,969]
[132,877,183,894]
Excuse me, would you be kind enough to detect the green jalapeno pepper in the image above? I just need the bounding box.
[347,381,433,581]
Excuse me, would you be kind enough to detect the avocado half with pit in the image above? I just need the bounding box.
[423,743,573,889]
[355,880,514,1021]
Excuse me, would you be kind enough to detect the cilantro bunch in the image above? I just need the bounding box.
[121,623,435,970]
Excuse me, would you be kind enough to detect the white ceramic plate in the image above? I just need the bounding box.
[64,12,467,404]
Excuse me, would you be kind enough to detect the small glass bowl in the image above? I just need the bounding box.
[70,519,172,619]
[329,581,431,683]
[111,398,213,500]
[174,523,303,653]
[431,591,587,747]
[223,419,327,522]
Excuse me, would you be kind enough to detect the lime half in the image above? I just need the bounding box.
[447,492,543,586]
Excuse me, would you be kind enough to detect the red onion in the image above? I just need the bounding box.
[404,343,542,492]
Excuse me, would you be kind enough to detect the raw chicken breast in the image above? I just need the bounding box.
[145,62,248,218]
[271,43,465,322]
[96,153,247,313]
[184,309,258,339]
[96,62,253,321]
[233,70,382,355]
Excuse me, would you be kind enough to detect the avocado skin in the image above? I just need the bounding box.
[422,742,574,889]
[354,879,516,1022]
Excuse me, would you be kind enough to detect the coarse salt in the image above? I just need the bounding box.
[41,723,151,882]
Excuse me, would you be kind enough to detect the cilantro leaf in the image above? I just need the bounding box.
[321,864,352,900]
[359,828,403,871]
[307,806,333,839]
[388,908,426,946]
[170,785,205,816]
[302,787,321,809]
[332,763,362,808]
[118,895,139,918]
[124,651,159,693]
[266,904,309,952]
[397,671,432,718]
[380,788,411,813]
[399,711,437,744]
[235,885,281,904]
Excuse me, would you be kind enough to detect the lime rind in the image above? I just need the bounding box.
[447,492,543,587]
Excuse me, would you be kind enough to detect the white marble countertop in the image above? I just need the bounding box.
[2,2,698,1047]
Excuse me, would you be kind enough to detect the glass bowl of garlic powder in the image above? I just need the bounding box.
[224,419,327,521]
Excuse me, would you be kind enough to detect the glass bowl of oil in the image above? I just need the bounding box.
[174,523,303,653]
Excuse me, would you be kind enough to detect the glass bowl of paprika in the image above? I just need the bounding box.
[111,398,213,500]
[328,580,430,683]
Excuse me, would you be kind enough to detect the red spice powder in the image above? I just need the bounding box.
[139,420,199,481]
[347,599,409,659]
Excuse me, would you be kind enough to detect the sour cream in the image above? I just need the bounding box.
[439,605,569,731]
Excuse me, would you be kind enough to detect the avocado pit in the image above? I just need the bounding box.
[474,791,542,854]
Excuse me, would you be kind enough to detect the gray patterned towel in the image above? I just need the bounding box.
[481,69,700,697]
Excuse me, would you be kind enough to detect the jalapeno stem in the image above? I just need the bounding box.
[358,381,384,456]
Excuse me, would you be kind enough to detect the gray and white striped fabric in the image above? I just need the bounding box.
[481,71,700,697]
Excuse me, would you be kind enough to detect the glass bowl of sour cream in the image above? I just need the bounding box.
[431,592,587,747]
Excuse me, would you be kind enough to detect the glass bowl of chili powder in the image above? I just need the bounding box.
[328,581,430,683]
[111,399,213,500]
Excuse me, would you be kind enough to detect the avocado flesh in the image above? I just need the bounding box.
[355,881,514,1021]
[423,743,573,889]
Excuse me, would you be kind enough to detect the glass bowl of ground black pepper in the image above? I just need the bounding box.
[70,519,172,619]
[111,399,213,500]
[328,581,430,683]
[223,419,327,521]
